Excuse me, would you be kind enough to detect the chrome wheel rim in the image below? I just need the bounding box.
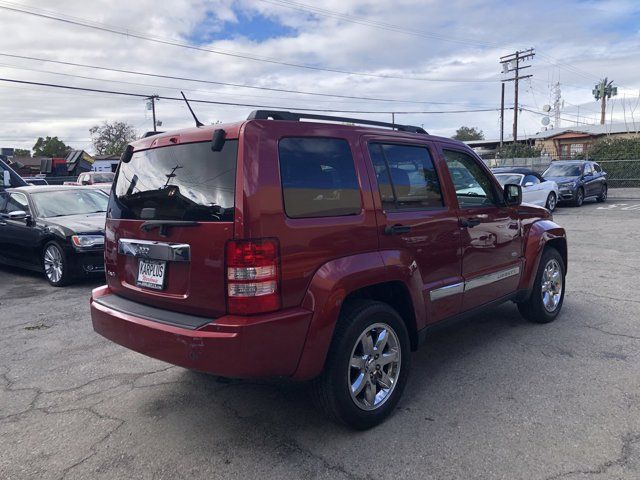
[547,194,556,211]
[577,190,583,205]
[541,259,563,312]
[601,186,607,200]
[44,245,63,283]
[348,322,401,411]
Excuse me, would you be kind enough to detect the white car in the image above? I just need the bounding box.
[493,169,559,211]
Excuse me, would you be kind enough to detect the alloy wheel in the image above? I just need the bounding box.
[44,245,63,283]
[541,259,563,312]
[348,323,401,411]
[547,193,557,211]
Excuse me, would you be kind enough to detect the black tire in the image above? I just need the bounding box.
[42,241,72,287]
[312,300,411,430]
[545,192,557,212]
[518,247,565,324]
[596,184,608,203]
[572,187,584,207]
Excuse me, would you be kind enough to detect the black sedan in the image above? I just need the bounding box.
[542,160,608,207]
[0,186,107,286]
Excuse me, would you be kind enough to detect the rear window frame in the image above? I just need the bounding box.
[277,135,364,220]
[111,139,238,223]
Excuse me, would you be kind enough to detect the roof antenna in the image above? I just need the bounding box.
[180,91,204,127]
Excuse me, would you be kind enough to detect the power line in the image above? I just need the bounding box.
[257,0,499,48]
[0,53,495,106]
[0,77,505,115]
[257,0,604,85]
[0,2,498,84]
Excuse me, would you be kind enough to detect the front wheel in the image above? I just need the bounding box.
[43,241,72,287]
[572,188,584,207]
[545,192,557,212]
[596,184,608,203]
[518,247,565,323]
[312,301,410,429]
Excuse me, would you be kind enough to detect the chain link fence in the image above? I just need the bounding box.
[483,157,640,188]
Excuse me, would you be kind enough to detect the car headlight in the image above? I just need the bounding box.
[560,181,576,189]
[71,234,104,248]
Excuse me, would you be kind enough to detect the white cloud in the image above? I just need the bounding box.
[0,0,639,152]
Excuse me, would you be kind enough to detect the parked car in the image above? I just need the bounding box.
[66,171,115,186]
[90,110,567,429]
[492,168,559,211]
[542,160,607,207]
[23,177,49,186]
[85,183,112,196]
[0,186,107,286]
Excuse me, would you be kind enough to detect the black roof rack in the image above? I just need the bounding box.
[247,110,428,134]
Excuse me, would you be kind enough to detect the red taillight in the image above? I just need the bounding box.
[226,238,280,315]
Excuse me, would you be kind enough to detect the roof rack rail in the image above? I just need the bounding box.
[247,110,428,134]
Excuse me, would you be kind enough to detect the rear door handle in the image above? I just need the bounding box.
[459,217,481,228]
[384,224,411,235]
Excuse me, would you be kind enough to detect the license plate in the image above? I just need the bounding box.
[137,259,166,290]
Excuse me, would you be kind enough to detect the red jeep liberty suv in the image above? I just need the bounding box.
[91,111,567,429]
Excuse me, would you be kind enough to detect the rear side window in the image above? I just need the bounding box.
[113,140,237,222]
[278,137,361,218]
[368,143,443,210]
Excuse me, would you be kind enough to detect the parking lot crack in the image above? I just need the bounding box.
[582,323,640,341]
[543,431,640,479]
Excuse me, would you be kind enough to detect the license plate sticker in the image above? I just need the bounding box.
[137,259,166,290]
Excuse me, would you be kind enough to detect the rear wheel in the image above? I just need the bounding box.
[312,301,410,429]
[572,187,584,207]
[518,247,565,323]
[596,184,608,203]
[545,192,557,211]
[43,242,71,287]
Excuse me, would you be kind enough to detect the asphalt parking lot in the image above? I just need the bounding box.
[2,196,640,480]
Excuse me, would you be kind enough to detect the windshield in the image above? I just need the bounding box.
[112,140,237,222]
[32,189,109,218]
[91,172,115,183]
[544,163,583,177]
[494,173,524,186]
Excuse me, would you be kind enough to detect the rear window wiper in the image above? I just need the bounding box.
[140,220,199,237]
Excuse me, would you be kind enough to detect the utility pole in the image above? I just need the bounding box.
[499,82,505,147]
[145,95,160,132]
[500,48,535,142]
[593,78,617,125]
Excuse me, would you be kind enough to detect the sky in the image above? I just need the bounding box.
[1,0,640,154]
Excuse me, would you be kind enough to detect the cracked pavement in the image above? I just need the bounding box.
[1,199,640,479]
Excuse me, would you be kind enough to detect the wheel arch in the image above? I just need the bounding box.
[292,251,423,380]
[519,219,568,295]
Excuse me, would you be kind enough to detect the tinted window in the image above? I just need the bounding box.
[593,163,602,173]
[583,164,594,175]
[523,174,540,185]
[443,150,499,207]
[113,140,237,222]
[0,192,29,214]
[278,137,361,218]
[494,173,524,186]
[369,143,443,210]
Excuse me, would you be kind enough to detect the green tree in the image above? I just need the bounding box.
[13,148,31,157]
[90,121,137,156]
[496,143,542,158]
[452,126,485,141]
[32,136,70,157]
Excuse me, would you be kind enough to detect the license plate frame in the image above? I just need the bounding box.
[136,259,167,290]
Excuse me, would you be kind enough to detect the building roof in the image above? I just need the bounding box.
[466,122,640,148]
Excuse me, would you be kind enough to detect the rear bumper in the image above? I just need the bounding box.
[90,285,313,378]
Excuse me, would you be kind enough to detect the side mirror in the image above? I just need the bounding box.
[524,181,534,187]
[2,171,10,187]
[7,210,28,221]
[504,184,522,207]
